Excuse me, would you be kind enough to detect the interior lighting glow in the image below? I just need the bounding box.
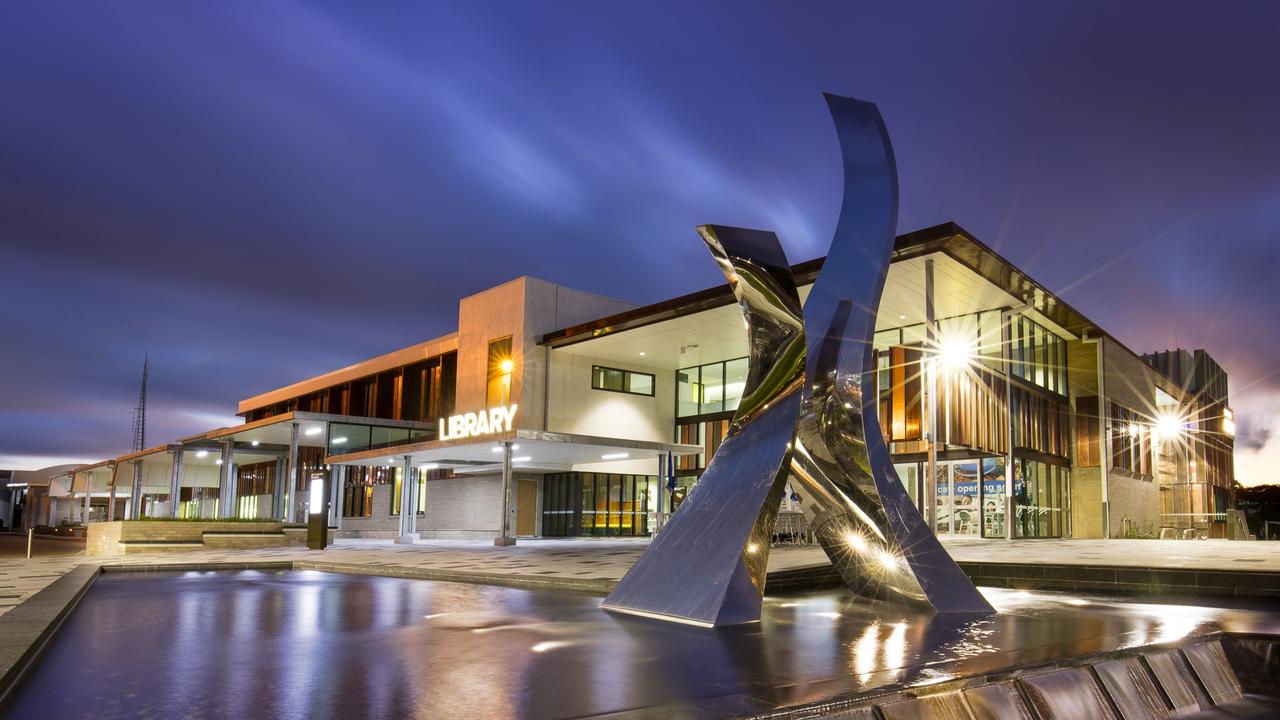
[304,427,323,436]
[499,359,514,374]
[746,543,759,553]
[195,450,208,458]
[215,459,223,465]
[332,437,347,445]
[601,452,629,460]
[1126,423,1139,437]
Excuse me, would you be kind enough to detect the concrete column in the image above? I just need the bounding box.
[129,462,143,520]
[82,476,91,523]
[495,442,516,546]
[328,465,344,529]
[924,258,938,530]
[168,447,184,518]
[108,477,117,522]
[49,497,57,527]
[395,457,418,543]
[283,422,300,522]
[219,440,236,519]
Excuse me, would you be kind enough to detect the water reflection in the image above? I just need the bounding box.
[3,571,1278,720]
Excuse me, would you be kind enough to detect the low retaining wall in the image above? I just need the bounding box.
[86,521,321,556]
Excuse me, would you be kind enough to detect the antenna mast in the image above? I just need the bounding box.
[131,355,150,452]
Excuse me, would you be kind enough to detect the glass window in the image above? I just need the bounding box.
[981,457,1006,538]
[590,365,655,396]
[486,337,514,408]
[700,362,724,415]
[723,358,748,412]
[677,369,700,417]
[329,423,372,454]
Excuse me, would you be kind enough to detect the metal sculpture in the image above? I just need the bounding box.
[603,93,992,626]
[601,225,806,626]
[789,94,992,614]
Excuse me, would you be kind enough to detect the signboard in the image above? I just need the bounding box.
[438,404,518,441]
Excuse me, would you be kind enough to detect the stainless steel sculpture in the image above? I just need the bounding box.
[603,93,992,626]
[789,94,992,614]
[602,225,806,626]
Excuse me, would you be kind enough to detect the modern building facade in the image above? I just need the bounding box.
[44,222,1237,541]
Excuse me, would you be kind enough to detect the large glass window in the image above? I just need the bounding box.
[390,467,426,516]
[1013,459,1067,538]
[1009,316,1067,395]
[676,357,747,419]
[543,472,656,537]
[980,457,1007,538]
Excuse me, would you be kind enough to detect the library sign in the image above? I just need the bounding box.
[438,404,518,441]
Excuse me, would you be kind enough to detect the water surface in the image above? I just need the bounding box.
[4,570,1277,719]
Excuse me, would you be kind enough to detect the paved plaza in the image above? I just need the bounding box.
[2,533,1277,618]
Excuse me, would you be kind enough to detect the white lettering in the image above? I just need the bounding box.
[438,405,519,440]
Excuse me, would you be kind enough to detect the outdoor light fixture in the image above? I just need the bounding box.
[601,452,629,460]
[251,440,259,447]
[1155,413,1182,441]
[195,450,208,458]
[937,334,976,371]
[512,456,532,462]
[499,359,514,374]
[215,459,223,465]
[305,427,323,436]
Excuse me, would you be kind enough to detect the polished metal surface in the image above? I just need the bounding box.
[790,93,992,613]
[602,225,806,626]
[5,570,1279,720]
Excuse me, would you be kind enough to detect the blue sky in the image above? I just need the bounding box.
[1,1,1277,483]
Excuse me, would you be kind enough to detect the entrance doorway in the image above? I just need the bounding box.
[516,480,538,536]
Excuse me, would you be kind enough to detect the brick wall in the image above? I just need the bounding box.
[1070,467,1103,538]
[421,474,502,540]
[336,484,399,538]
[1107,471,1160,537]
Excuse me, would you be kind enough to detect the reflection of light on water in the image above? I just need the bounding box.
[423,613,448,619]
[1149,605,1216,644]
[531,641,573,653]
[852,620,882,683]
[814,612,842,620]
[1066,598,1089,606]
[884,622,907,679]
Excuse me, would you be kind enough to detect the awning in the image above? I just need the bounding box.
[326,429,700,475]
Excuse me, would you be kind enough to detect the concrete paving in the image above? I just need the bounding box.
[0,535,1275,618]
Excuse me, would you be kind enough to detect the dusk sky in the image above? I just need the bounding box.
[1,2,1277,484]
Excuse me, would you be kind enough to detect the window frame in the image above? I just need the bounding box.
[590,365,656,397]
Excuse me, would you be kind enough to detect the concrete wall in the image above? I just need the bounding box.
[453,276,637,430]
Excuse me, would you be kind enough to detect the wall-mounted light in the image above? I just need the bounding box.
[1155,413,1182,441]
[195,450,209,458]
[601,452,629,460]
[499,359,514,374]
[251,440,260,447]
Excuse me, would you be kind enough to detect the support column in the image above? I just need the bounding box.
[130,462,143,520]
[1002,310,1016,541]
[924,257,938,530]
[108,467,118,523]
[495,441,516,546]
[328,465,344,529]
[48,497,57,527]
[219,440,236,519]
[396,456,418,544]
[168,447,184,518]
[82,476,91,523]
[285,423,300,522]
[273,425,297,521]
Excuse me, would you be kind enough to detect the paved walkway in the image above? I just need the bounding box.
[1,535,1275,618]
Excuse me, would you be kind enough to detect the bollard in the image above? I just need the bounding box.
[27,527,33,559]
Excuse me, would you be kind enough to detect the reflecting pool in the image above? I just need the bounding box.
[4,570,1278,719]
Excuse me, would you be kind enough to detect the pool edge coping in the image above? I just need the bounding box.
[0,563,102,706]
